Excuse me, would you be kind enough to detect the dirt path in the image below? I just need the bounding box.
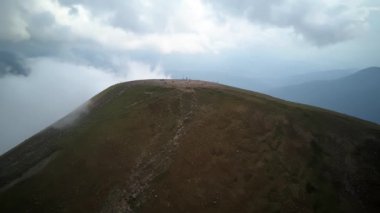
[101,89,198,213]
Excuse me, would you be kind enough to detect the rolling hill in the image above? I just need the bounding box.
[0,80,379,212]
[268,67,380,124]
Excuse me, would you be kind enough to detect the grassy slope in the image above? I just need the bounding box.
[0,80,379,213]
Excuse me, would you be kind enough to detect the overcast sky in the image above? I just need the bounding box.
[1,0,380,154]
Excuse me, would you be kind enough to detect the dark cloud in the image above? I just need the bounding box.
[0,0,168,75]
[0,51,30,77]
[206,0,369,46]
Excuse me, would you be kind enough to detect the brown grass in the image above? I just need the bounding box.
[0,80,379,213]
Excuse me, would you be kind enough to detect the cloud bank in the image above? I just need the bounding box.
[0,57,169,154]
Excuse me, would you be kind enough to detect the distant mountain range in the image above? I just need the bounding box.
[173,69,354,93]
[268,67,380,124]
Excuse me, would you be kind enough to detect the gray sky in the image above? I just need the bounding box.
[0,0,380,154]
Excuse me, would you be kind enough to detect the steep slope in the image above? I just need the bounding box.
[0,80,380,213]
[268,67,380,124]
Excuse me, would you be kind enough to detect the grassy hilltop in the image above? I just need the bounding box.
[0,80,379,212]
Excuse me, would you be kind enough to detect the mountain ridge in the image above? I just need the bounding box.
[268,67,380,124]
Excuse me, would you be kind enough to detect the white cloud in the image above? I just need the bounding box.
[116,61,168,80]
[26,0,207,53]
[0,57,170,154]
[4,0,373,56]
[24,0,276,54]
[1,0,378,56]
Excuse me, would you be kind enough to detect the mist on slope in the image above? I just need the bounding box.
[0,57,170,154]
